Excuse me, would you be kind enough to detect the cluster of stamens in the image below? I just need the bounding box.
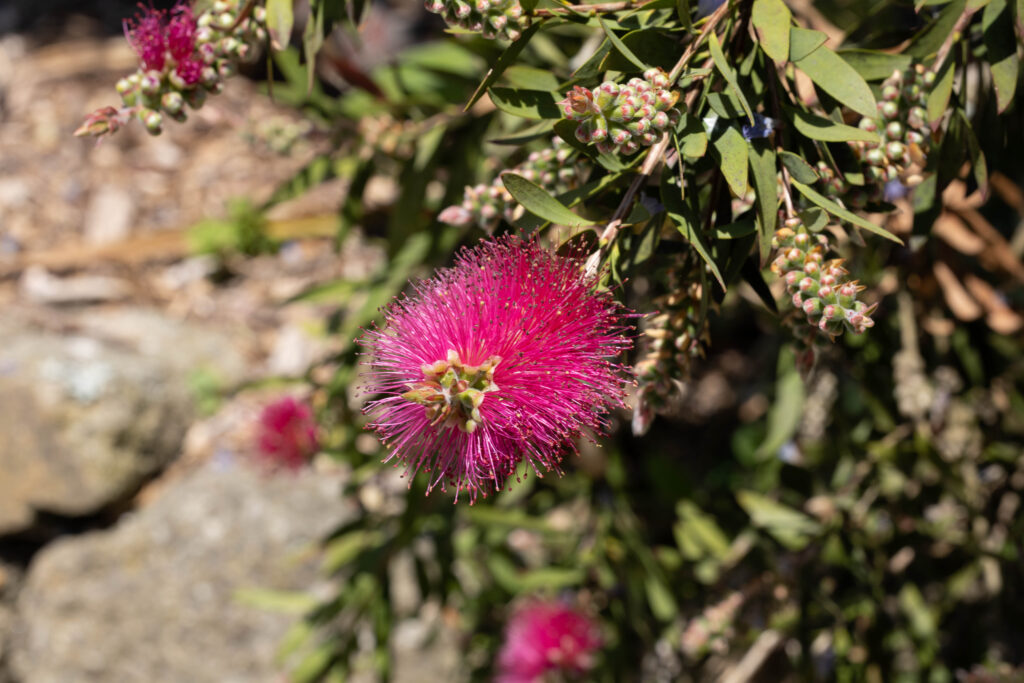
[438,139,578,231]
[560,69,680,155]
[424,0,529,41]
[771,218,877,339]
[402,350,502,434]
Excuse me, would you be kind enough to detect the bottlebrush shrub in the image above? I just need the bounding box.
[357,235,632,503]
[76,0,265,137]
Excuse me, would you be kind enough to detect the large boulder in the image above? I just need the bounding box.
[0,307,252,534]
[9,458,351,683]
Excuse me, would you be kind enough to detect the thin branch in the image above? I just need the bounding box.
[933,5,978,73]
[598,1,732,251]
[534,0,651,17]
[229,0,257,32]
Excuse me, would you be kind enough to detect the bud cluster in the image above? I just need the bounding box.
[560,69,681,155]
[632,262,711,435]
[771,218,877,339]
[438,139,579,231]
[846,65,934,202]
[424,0,529,41]
[77,1,265,138]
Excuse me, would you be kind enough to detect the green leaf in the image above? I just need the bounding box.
[907,0,968,58]
[790,108,880,142]
[788,27,827,62]
[676,501,731,559]
[755,345,806,459]
[502,173,596,227]
[779,150,819,184]
[599,16,649,71]
[488,87,562,119]
[983,0,1020,113]
[503,65,560,91]
[798,206,829,233]
[715,218,757,239]
[792,32,878,118]
[466,23,541,110]
[708,32,755,124]
[645,575,678,621]
[752,0,792,63]
[302,1,324,93]
[676,114,708,159]
[748,140,778,263]
[707,92,747,119]
[600,29,683,73]
[790,179,903,243]
[669,211,726,289]
[711,126,749,198]
[234,587,316,615]
[837,49,913,81]
[266,0,295,51]
[736,490,822,550]
[676,0,693,31]
[959,110,989,193]
[489,119,556,145]
[400,41,485,79]
[927,58,956,123]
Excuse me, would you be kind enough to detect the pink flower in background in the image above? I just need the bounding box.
[256,397,319,469]
[124,3,203,84]
[359,235,632,503]
[496,602,602,683]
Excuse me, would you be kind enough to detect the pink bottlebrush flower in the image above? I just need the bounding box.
[359,235,632,503]
[496,602,602,683]
[255,397,319,470]
[124,4,168,71]
[124,2,201,82]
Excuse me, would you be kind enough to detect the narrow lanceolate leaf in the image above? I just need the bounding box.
[983,0,1020,113]
[792,31,878,118]
[599,16,648,71]
[266,0,295,51]
[712,126,749,198]
[752,0,792,63]
[790,108,881,143]
[737,491,821,550]
[837,50,913,81]
[709,32,755,125]
[670,211,726,289]
[926,58,956,123]
[502,173,596,227]
[748,141,777,264]
[303,1,324,93]
[791,179,903,243]
[754,347,805,459]
[779,151,819,184]
[466,23,542,111]
[488,88,562,119]
[788,27,827,62]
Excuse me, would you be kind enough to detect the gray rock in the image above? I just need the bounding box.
[0,308,251,534]
[10,459,351,683]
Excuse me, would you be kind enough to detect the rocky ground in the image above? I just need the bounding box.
[0,15,409,683]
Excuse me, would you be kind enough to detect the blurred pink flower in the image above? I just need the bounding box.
[256,397,319,469]
[496,602,602,683]
[124,2,203,84]
[359,235,632,502]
